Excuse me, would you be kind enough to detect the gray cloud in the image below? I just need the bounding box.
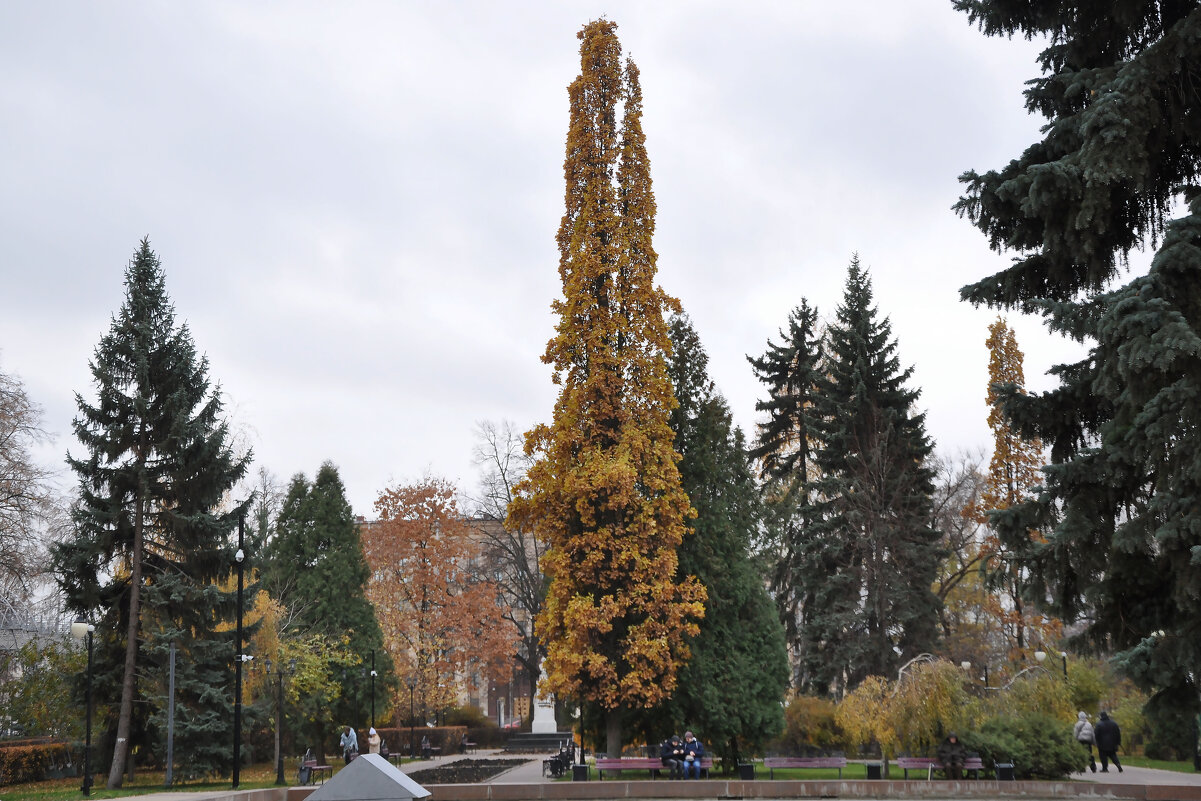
[1,1,1077,514]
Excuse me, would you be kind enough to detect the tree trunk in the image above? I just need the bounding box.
[605,708,622,758]
[107,493,144,789]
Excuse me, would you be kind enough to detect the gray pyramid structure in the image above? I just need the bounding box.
[306,754,431,801]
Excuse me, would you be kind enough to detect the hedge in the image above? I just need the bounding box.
[0,741,74,786]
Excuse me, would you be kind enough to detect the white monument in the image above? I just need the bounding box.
[531,664,557,734]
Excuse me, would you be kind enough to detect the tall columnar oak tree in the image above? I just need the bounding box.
[54,239,249,786]
[508,20,705,756]
[972,320,1059,656]
[364,477,514,721]
[801,257,942,695]
[955,1,1201,746]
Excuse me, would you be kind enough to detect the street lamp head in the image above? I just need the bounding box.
[405,676,416,689]
[371,670,378,677]
[265,657,273,674]
[288,658,297,673]
[1034,650,1047,663]
[71,617,93,640]
[235,548,245,563]
[960,660,971,671]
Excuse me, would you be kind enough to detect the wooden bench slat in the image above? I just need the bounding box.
[594,756,713,779]
[893,756,985,780]
[762,757,846,779]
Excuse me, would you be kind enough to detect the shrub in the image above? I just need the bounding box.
[0,742,72,786]
[773,695,844,754]
[442,705,491,728]
[962,712,1086,779]
[1144,689,1197,761]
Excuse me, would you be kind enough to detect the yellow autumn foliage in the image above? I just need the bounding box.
[508,17,705,737]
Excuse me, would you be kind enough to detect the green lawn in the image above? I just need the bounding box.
[0,755,440,800]
[1119,755,1199,774]
[0,759,386,801]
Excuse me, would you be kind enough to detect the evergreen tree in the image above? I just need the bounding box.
[802,256,941,694]
[508,20,705,757]
[263,462,390,736]
[53,239,249,786]
[954,1,1201,751]
[658,314,788,768]
[747,299,824,668]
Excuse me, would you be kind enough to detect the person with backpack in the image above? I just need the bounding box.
[1074,711,1097,773]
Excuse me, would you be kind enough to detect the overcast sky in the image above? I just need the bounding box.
[1,2,1084,517]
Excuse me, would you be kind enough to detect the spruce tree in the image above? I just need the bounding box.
[803,256,942,694]
[659,314,788,768]
[508,20,704,757]
[954,1,1201,752]
[747,299,824,664]
[263,462,390,736]
[53,239,249,786]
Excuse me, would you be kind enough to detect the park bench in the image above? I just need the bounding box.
[594,756,713,779]
[893,756,985,779]
[462,740,478,753]
[298,756,333,785]
[763,756,848,779]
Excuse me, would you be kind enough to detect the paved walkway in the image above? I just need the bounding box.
[59,754,1201,801]
[1068,763,1201,786]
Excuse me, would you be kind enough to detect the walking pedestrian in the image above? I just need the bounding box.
[1073,712,1096,773]
[1094,712,1123,773]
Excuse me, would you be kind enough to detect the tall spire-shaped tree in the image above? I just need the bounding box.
[54,239,249,786]
[802,256,942,694]
[955,1,1201,753]
[973,319,1057,657]
[747,299,824,663]
[509,20,705,757]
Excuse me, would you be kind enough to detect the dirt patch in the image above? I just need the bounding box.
[406,758,521,784]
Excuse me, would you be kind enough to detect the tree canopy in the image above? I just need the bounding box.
[508,19,704,756]
[955,0,1201,753]
[54,238,249,785]
[654,314,788,767]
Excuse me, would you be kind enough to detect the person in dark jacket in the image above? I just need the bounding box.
[682,731,705,779]
[660,735,684,779]
[937,733,967,779]
[1093,712,1123,773]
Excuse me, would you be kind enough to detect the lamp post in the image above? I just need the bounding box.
[71,618,94,796]
[1061,651,1069,679]
[233,517,245,789]
[405,676,416,760]
[266,657,297,785]
[369,651,378,730]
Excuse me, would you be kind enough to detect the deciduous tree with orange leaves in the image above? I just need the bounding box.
[364,477,514,723]
[508,19,705,757]
[973,319,1059,658]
